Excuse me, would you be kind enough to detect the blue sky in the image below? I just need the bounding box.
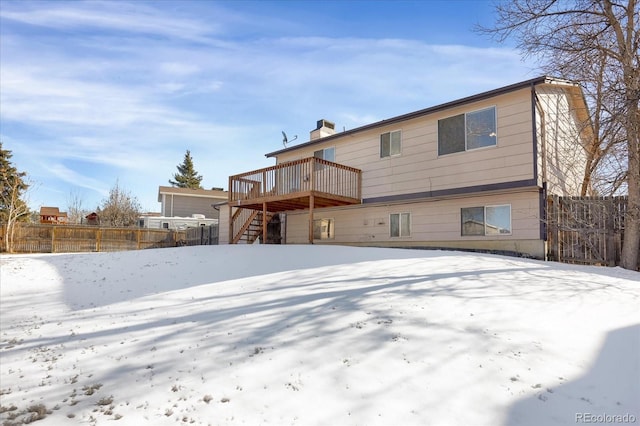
[0,0,539,213]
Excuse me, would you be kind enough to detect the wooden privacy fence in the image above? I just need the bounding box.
[0,223,186,254]
[184,225,219,246]
[547,195,627,266]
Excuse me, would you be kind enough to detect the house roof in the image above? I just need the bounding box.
[157,186,228,202]
[265,75,587,158]
[39,206,66,216]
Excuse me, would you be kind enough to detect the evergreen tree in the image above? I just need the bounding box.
[1,142,31,252]
[169,150,203,189]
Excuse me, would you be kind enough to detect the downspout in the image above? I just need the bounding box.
[535,93,549,191]
[534,87,550,251]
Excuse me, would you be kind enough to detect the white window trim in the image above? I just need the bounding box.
[461,204,512,237]
[380,129,402,158]
[389,212,411,238]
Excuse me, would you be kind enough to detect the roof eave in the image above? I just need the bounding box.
[265,76,576,158]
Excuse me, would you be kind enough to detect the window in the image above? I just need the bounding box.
[314,147,335,171]
[313,218,334,240]
[438,106,496,155]
[380,130,401,158]
[162,222,169,229]
[314,147,335,162]
[461,205,511,236]
[390,213,411,237]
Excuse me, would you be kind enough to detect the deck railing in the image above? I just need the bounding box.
[229,157,362,204]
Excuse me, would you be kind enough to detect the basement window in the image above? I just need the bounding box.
[461,205,511,236]
[313,218,334,240]
[390,213,411,237]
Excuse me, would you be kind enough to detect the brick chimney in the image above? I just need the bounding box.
[310,119,336,141]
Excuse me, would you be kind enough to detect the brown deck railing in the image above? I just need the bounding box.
[229,157,362,205]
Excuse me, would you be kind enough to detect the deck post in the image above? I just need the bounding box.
[228,207,233,246]
[228,176,233,245]
[263,202,267,244]
[309,194,314,244]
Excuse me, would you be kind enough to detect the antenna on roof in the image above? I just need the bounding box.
[282,131,297,148]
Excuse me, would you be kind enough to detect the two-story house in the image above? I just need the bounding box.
[157,186,227,219]
[220,76,591,259]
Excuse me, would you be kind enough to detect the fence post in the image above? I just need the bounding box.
[547,196,558,261]
[96,228,102,252]
[606,198,616,267]
[136,229,141,250]
[51,226,56,253]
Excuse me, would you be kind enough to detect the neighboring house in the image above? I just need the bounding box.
[157,186,228,219]
[39,207,68,224]
[221,76,591,259]
[84,212,100,225]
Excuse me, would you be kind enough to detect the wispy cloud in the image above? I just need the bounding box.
[0,0,536,211]
[0,0,221,42]
[47,163,109,196]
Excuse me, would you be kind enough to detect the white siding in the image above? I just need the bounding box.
[218,204,230,244]
[277,89,535,199]
[535,85,589,196]
[160,194,224,219]
[284,190,544,258]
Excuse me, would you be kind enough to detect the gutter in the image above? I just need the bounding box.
[265,75,563,158]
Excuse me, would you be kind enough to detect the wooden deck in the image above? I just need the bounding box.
[229,157,362,212]
[228,157,362,243]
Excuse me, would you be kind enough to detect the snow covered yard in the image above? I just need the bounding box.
[0,245,638,426]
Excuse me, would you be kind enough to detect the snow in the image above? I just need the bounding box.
[1,245,638,425]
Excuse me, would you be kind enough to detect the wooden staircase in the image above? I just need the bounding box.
[231,209,274,244]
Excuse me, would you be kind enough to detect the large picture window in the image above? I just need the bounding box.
[438,106,496,155]
[380,130,402,158]
[461,205,511,236]
[390,213,411,237]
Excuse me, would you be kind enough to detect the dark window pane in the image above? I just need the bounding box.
[438,114,465,155]
[390,213,400,237]
[461,207,484,236]
[380,133,391,157]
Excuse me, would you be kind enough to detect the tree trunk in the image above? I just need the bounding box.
[620,101,640,270]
